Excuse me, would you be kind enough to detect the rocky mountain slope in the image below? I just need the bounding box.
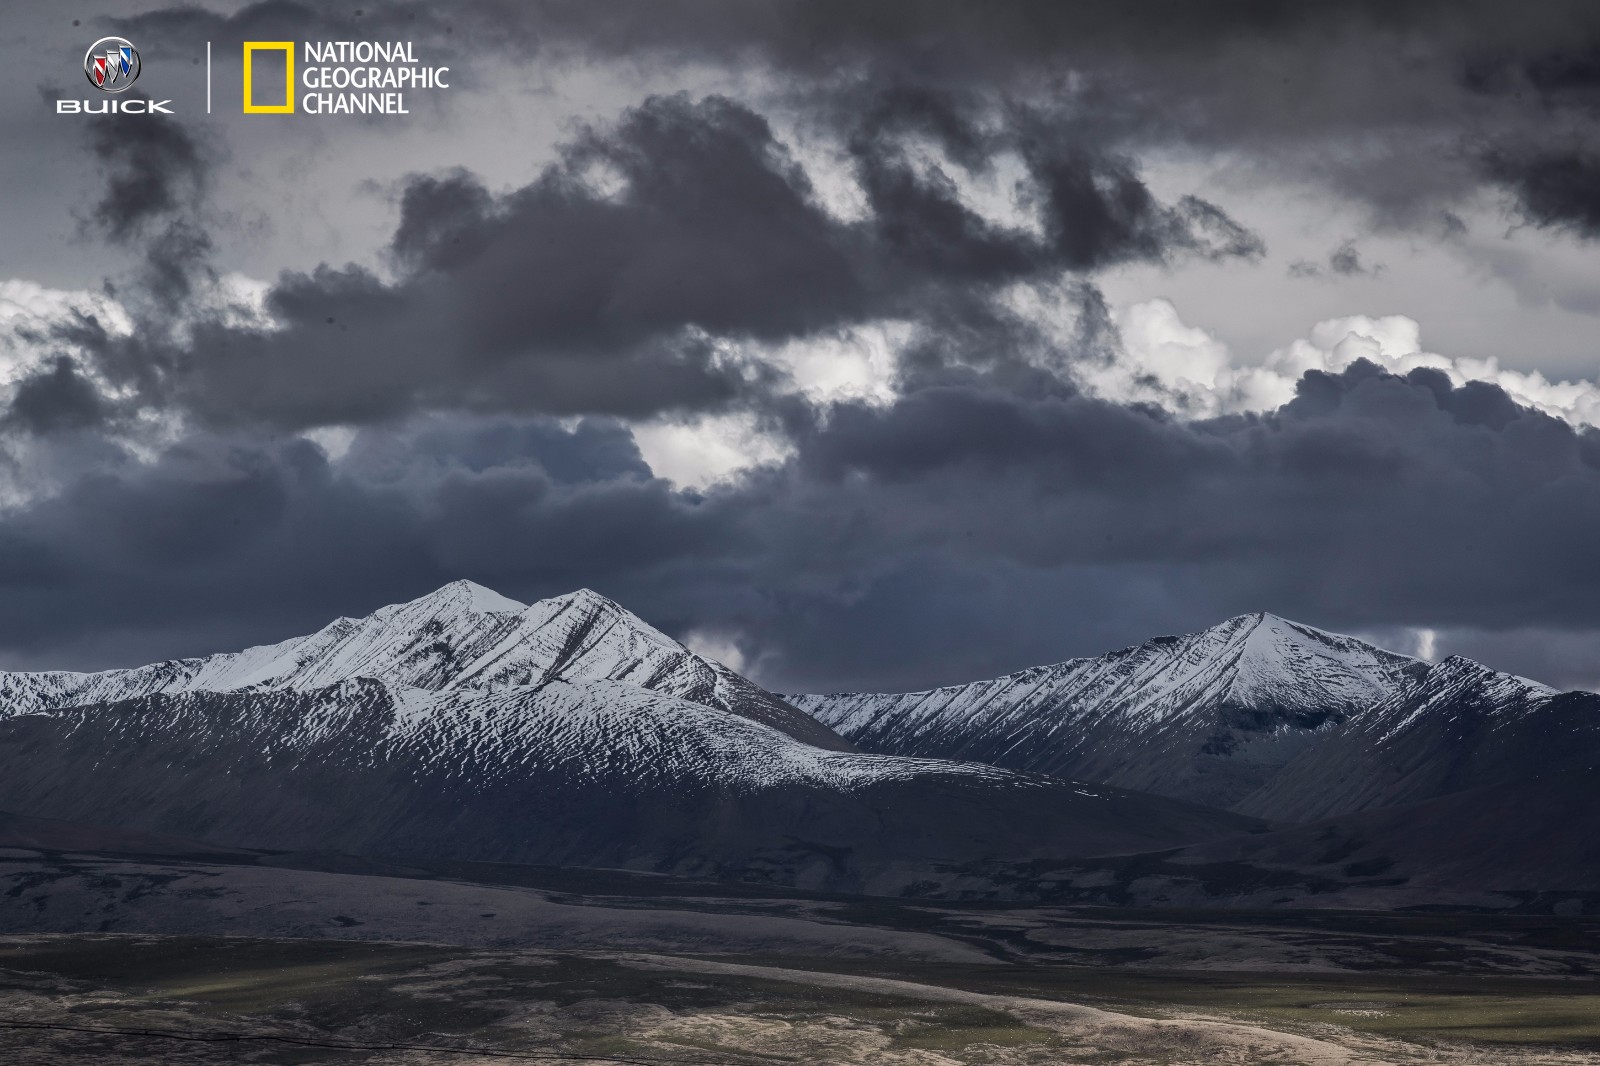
[789,613,1429,808]
[0,674,1259,890]
[935,766,1600,912]
[5,584,1592,901]
[0,581,846,750]
[0,583,1263,891]
[1176,767,1600,904]
[1234,655,1600,820]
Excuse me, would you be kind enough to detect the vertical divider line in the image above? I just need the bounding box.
[206,41,212,114]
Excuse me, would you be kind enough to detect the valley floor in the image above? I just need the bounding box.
[0,851,1597,1064]
[0,935,1597,1065]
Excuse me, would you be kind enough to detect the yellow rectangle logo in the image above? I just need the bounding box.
[243,42,294,113]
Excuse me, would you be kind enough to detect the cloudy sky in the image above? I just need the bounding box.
[2,0,1600,691]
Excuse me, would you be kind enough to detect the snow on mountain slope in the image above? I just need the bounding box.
[1368,655,1556,743]
[1232,655,1598,821]
[0,676,1261,889]
[0,581,846,750]
[788,612,1428,809]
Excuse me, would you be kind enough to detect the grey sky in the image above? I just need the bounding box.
[2,0,1599,692]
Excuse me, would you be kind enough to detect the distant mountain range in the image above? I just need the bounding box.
[0,586,1593,907]
[790,612,1600,907]
[1234,653,1596,821]
[788,611,1596,818]
[0,581,843,750]
[0,583,1255,892]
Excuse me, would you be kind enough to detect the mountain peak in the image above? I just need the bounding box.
[404,579,528,615]
[1418,654,1554,700]
[1225,610,1275,625]
[522,586,679,652]
[1123,611,1419,710]
[792,607,1428,808]
[1212,612,1419,711]
[1213,611,1370,648]
[537,586,627,616]
[0,581,851,751]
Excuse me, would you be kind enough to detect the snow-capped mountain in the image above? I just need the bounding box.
[1234,655,1600,821]
[3,584,1587,897]
[0,673,1259,890]
[0,581,845,750]
[788,612,1430,808]
[0,580,1268,889]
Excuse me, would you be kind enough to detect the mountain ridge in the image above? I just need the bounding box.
[788,611,1431,808]
[0,583,1592,901]
[0,672,1260,890]
[0,580,849,751]
[1233,652,1596,820]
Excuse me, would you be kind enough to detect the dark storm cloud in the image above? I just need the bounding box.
[1463,33,1600,102]
[746,362,1600,687]
[1430,627,1600,692]
[342,415,653,485]
[101,0,1600,245]
[3,359,113,436]
[118,0,1600,77]
[1482,149,1600,238]
[0,417,717,668]
[64,91,1256,429]
[390,96,864,346]
[1288,240,1383,279]
[1327,240,1380,276]
[83,98,205,242]
[1457,28,1600,237]
[93,0,1600,303]
[115,1,456,55]
[77,93,215,309]
[2,94,212,434]
[835,87,1264,279]
[109,0,1600,231]
[11,0,1600,690]
[3,359,1600,693]
[625,361,1600,690]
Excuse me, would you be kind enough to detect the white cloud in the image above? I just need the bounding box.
[644,295,1600,493]
[681,628,749,675]
[0,281,198,510]
[631,412,789,489]
[0,280,131,384]
[1084,298,1294,416]
[302,425,360,461]
[631,324,906,489]
[767,322,906,407]
[1096,299,1600,428]
[205,272,276,331]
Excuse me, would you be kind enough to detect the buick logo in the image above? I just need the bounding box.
[84,36,141,93]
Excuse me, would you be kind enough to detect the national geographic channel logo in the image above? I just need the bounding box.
[242,40,450,115]
[56,36,174,114]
